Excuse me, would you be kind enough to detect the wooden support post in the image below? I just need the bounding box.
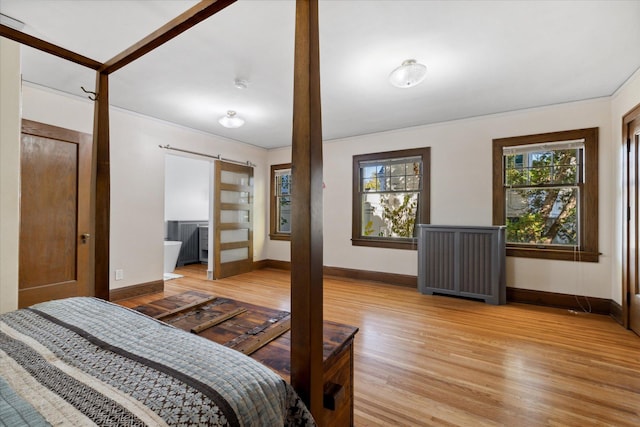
[93,71,110,300]
[291,0,324,423]
[3,1,236,303]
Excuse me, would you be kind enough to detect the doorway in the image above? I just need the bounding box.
[19,120,93,307]
[623,102,640,335]
[164,154,213,278]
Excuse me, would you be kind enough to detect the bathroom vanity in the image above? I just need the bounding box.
[166,220,207,266]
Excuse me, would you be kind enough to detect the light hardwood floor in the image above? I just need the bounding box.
[118,265,640,426]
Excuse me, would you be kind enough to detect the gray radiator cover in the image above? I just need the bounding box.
[417,225,506,305]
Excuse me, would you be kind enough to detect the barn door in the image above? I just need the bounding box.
[213,161,253,279]
[625,107,640,334]
[19,120,93,307]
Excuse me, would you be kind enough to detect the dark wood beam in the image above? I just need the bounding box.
[92,71,110,300]
[99,0,236,75]
[290,0,324,422]
[0,24,102,70]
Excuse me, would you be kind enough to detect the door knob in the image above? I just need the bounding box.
[81,233,91,244]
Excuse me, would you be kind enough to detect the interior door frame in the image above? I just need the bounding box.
[623,102,640,331]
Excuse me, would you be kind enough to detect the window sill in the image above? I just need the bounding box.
[506,246,599,262]
[352,237,417,250]
[269,233,291,241]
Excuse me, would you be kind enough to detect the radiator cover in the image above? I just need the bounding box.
[417,225,506,305]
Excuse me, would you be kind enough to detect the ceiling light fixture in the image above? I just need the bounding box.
[234,79,248,89]
[388,59,427,88]
[218,110,245,128]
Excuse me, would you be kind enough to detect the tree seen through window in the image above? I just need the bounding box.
[504,145,582,246]
[353,147,430,250]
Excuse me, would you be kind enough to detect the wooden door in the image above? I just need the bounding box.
[624,104,640,334]
[19,120,93,308]
[213,161,253,279]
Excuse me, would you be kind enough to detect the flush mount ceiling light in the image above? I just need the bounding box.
[388,59,427,88]
[218,110,245,128]
[234,79,249,89]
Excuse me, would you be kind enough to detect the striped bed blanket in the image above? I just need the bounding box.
[0,297,316,426]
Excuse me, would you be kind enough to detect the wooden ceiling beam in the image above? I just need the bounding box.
[99,0,236,75]
[0,24,102,70]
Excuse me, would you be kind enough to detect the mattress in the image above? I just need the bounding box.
[0,297,315,426]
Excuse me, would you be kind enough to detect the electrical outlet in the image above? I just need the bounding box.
[115,269,124,281]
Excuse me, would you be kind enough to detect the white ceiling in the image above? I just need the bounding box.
[2,0,639,149]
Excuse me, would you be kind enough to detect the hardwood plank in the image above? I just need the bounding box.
[119,266,640,427]
[227,317,291,355]
[191,307,247,333]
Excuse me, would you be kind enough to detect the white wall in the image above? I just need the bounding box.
[21,84,268,291]
[12,73,640,302]
[610,69,640,304]
[0,38,21,313]
[267,98,615,299]
[164,154,210,224]
[266,147,294,261]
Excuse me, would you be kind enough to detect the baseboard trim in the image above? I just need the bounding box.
[255,259,617,315]
[255,260,415,287]
[322,266,416,288]
[609,300,623,325]
[109,280,164,302]
[506,287,611,315]
[255,259,291,271]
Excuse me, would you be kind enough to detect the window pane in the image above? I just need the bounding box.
[270,164,292,240]
[504,154,527,185]
[221,190,249,204]
[506,187,578,246]
[276,170,291,196]
[505,149,579,186]
[361,166,380,191]
[220,229,248,243]
[390,163,405,177]
[277,196,291,233]
[361,192,418,238]
[361,158,421,193]
[552,163,578,184]
[221,247,248,263]
[390,176,405,191]
[221,170,250,186]
[406,176,420,190]
[221,210,249,223]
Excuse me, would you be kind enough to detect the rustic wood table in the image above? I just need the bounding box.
[134,290,358,426]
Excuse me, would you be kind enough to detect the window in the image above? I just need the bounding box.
[270,163,292,240]
[352,147,430,250]
[492,128,598,262]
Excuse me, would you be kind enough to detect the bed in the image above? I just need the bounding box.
[0,297,315,426]
[1,0,327,419]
